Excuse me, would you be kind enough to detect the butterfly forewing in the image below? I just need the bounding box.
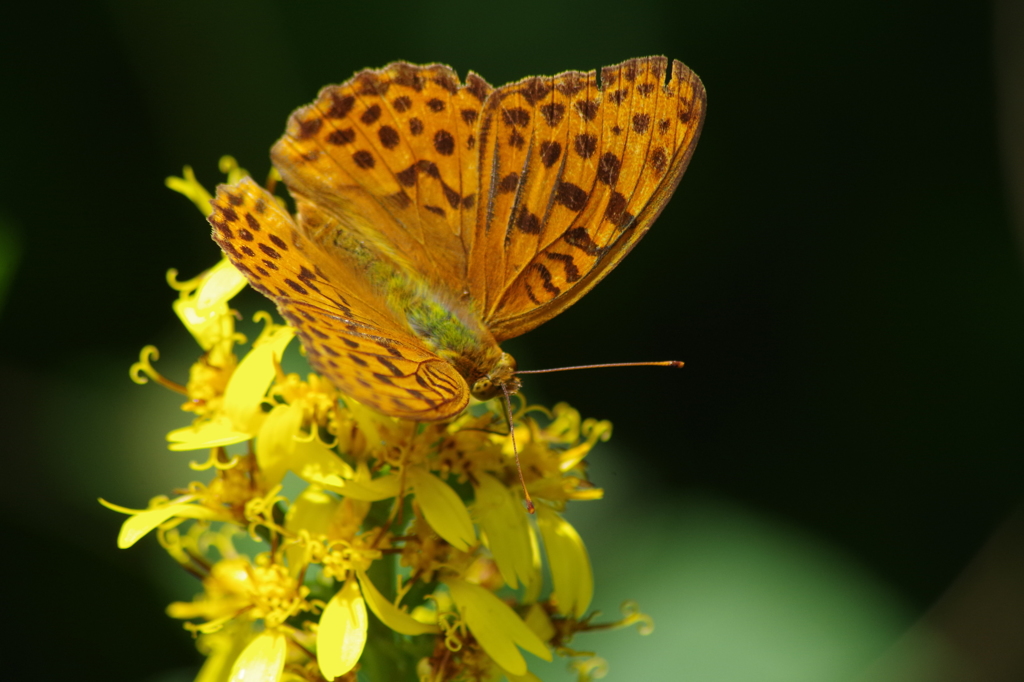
[477,57,706,341]
[271,63,492,297]
[209,178,470,420]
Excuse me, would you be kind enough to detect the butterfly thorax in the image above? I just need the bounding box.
[385,275,519,398]
[384,274,521,400]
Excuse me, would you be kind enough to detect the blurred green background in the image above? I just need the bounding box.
[2,0,1022,680]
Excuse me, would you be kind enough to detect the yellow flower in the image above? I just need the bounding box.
[167,552,311,632]
[257,372,345,488]
[106,160,652,682]
[317,576,366,680]
[167,314,294,452]
[229,630,287,682]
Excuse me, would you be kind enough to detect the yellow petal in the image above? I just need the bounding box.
[196,259,248,309]
[98,498,150,514]
[328,471,401,501]
[166,166,215,216]
[346,399,395,445]
[116,503,223,548]
[317,577,368,680]
[473,473,534,589]
[446,578,551,677]
[221,326,294,433]
[194,622,253,682]
[356,570,440,636]
[256,403,305,488]
[228,630,286,682]
[285,487,338,536]
[408,468,476,551]
[167,416,252,451]
[293,438,354,484]
[172,296,232,352]
[536,505,593,618]
[559,418,612,472]
[257,402,352,490]
[523,523,543,605]
[172,260,246,350]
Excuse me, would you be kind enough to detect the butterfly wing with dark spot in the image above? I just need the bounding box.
[271,62,493,298]
[470,57,706,341]
[208,177,469,421]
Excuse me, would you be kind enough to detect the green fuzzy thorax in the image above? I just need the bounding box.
[385,270,481,358]
[337,230,493,366]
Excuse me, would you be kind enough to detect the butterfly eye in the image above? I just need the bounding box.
[471,376,497,400]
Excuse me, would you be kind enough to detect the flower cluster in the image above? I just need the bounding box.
[103,160,652,682]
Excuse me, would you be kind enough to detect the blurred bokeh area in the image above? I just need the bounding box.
[2,0,1023,680]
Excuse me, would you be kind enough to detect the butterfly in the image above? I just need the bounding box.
[208,56,705,422]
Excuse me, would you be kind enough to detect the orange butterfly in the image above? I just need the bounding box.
[208,56,705,421]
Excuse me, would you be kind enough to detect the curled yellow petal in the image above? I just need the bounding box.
[228,630,286,682]
[474,473,534,589]
[446,578,551,677]
[536,505,593,618]
[408,468,476,551]
[559,418,612,472]
[317,577,367,680]
[356,569,440,636]
[166,165,215,216]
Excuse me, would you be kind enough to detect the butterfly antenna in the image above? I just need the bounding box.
[516,360,684,375]
[501,382,535,514]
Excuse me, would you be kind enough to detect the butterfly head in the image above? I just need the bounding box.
[470,352,521,401]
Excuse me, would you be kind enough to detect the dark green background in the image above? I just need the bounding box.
[1,1,1021,680]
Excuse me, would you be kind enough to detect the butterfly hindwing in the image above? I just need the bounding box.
[209,178,470,420]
